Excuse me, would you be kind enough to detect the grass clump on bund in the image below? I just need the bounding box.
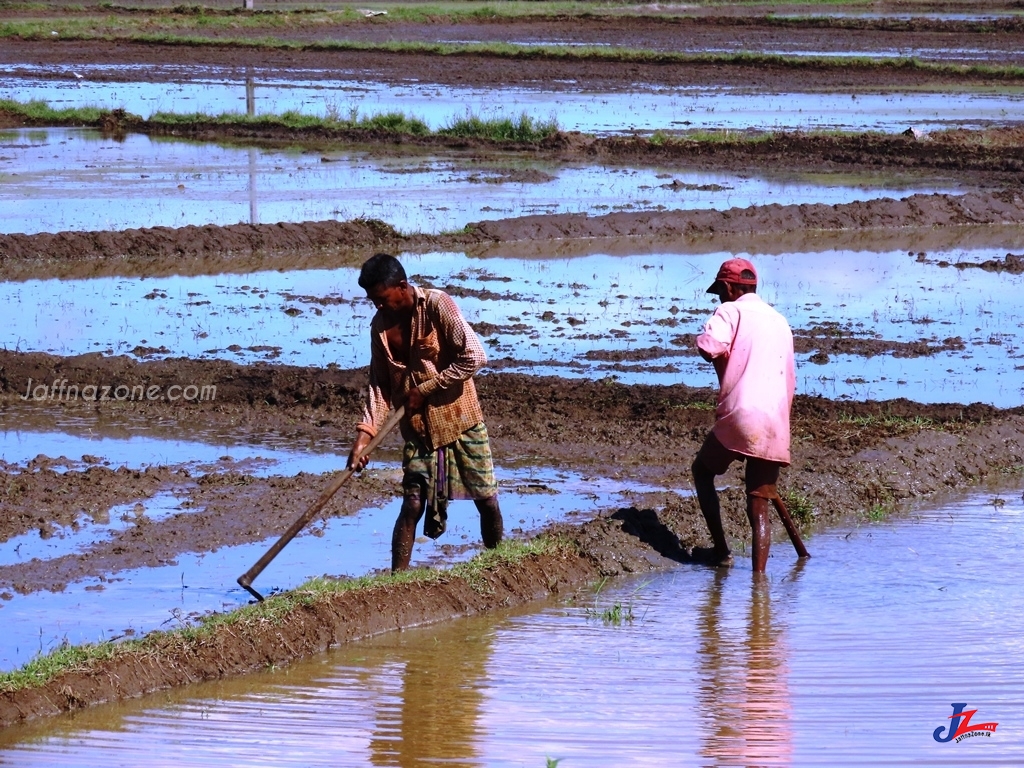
[0,536,576,697]
[0,99,560,142]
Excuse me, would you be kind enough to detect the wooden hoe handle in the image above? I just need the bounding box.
[237,406,405,601]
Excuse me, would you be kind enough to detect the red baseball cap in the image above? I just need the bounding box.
[706,258,758,293]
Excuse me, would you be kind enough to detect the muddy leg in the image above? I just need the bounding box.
[692,457,731,565]
[746,494,772,573]
[392,480,426,572]
[475,495,503,549]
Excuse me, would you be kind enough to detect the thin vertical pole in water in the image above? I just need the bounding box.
[246,71,258,224]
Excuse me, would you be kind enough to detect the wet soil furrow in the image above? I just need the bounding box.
[2,191,1023,276]
[5,38,1024,90]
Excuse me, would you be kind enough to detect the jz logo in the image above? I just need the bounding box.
[933,703,998,743]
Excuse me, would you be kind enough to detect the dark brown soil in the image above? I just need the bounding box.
[2,349,1021,583]
[3,3,1024,727]
[3,191,1024,278]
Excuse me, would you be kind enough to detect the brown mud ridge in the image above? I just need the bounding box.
[3,190,1024,280]
[6,9,1024,89]
[1,349,1024,724]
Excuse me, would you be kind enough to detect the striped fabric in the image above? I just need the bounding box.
[404,422,498,504]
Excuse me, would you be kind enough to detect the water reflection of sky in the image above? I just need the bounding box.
[1,490,1021,764]
[0,127,965,235]
[2,69,1023,133]
[3,248,1023,406]
[0,455,659,671]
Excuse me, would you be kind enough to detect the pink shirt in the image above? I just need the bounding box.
[696,293,795,464]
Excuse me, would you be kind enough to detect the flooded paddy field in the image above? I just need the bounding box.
[3,127,970,235]
[0,408,658,671]
[3,246,1024,404]
[1,488,1023,764]
[2,0,1024,755]
[4,69,1024,134]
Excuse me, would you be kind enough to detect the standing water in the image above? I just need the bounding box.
[0,488,1021,765]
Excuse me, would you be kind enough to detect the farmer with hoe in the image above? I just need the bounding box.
[348,253,504,572]
[692,258,796,572]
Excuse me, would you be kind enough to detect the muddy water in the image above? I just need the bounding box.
[2,488,1022,764]
[3,69,1023,133]
[0,127,967,235]
[0,414,663,670]
[4,247,1024,405]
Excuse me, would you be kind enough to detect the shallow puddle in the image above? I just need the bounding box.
[0,414,664,671]
[0,127,967,235]
[4,246,1024,405]
[1,488,1021,764]
[3,69,1023,133]
[0,424,346,476]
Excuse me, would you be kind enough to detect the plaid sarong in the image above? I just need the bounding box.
[403,422,497,539]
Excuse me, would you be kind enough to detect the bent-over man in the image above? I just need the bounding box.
[348,253,503,572]
[692,258,795,572]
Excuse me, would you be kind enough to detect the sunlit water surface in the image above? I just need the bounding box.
[0,415,664,671]
[2,248,1023,405]
[0,127,966,235]
[0,490,1021,765]
[2,69,1023,133]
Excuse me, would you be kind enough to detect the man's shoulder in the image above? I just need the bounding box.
[737,294,789,321]
[420,287,464,318]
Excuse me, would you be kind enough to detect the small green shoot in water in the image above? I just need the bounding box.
[783,488,815,525]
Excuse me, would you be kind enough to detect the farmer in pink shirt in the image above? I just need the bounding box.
[693,258,796,572]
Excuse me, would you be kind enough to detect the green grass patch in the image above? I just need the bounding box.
[0,98,563,143]
[866,504,888,522]
[439,111,558,142]
[0,536,575,695]
[584,576,644,626]
[149,105,432,134]
[782,488,815,526]
[836,413,937,434]
[0,97,111,123]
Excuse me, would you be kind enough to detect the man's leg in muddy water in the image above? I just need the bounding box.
[745,466,781,573]
[475,494,503,549]
[746,494,772,573]
[692,456,732,564]
[392,479,426,572]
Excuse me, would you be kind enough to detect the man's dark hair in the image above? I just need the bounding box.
[732,268,757,295]
[358,253,407,290]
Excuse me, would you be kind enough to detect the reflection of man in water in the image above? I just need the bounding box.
[692,258,795,571]
[697,570,794,765]
[348,253,504,572]
[367,625,492,766]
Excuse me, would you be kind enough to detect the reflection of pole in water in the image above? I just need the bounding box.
[245,74,255,116]
[246,73,258,225]
[696,569,795,765]
[248,147,258,225]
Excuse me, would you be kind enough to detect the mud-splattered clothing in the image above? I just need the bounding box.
[695,292,795,465]
[358,286,488,451]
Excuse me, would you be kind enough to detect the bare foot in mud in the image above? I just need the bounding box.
[691,547,734,568]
